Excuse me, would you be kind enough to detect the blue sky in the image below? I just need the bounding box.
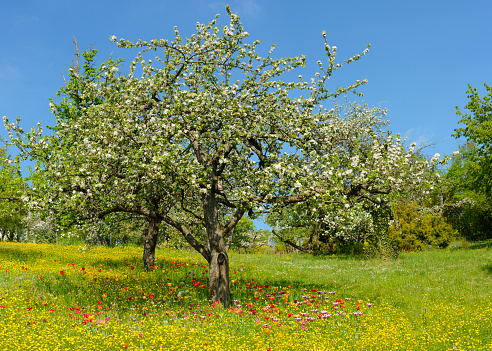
[1,0,491,229]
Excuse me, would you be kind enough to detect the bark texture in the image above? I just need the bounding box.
[143,219,161,270]
[208,250,230,307]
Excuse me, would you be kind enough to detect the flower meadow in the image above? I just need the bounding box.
[0,242,491,350]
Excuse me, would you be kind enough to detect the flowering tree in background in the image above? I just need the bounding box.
[266,103,438,254]
[4,7,435,306]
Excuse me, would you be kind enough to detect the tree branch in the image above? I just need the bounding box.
[162,214,211,262]
[271,228,312,253]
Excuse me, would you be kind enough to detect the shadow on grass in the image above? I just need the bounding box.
[468,239,492,250]
[482,263,492,275]
[285,252,370,261]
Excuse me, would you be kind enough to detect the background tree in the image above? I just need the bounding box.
[0,146,28,241]
[227,216,271,252]
[435,83,492,241]
[437,142,492,241]
[453,83,492,197]
[267,104,437,254]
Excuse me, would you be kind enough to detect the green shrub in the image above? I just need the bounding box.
[274,242,286,253]
[390,202,456,251]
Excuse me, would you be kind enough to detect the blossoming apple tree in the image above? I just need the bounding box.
[266,103,439,253]
[3,7,435,306]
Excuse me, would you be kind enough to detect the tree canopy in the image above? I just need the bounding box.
[454,83,492,196]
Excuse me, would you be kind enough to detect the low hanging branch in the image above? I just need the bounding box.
[271,228,313,253]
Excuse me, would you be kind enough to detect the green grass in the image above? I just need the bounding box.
[0,240,491,350]
[231,242,492,309]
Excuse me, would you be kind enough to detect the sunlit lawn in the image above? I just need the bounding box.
[0,241,491,350]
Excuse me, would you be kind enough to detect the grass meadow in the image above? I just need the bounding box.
[0,241,491,350]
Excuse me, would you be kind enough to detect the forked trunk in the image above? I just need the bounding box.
[143,218,161,270]
[208,248,231,307]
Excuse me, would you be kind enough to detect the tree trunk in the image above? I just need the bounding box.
[143,218,161,270]
[208,248,231,307]
[202,189,232,307]
[310,222,321,250]
[355,230,362,254]
[161,182,241,307]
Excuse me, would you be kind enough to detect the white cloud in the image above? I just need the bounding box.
[403,127,437,148]
[376,99,390,107]
[208,1,227,11]
[208,0,261,17]
[237,0,260,16]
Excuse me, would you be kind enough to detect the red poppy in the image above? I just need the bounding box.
[60,271,64,275]
[130,266,135,270]
[149,294,155,299]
